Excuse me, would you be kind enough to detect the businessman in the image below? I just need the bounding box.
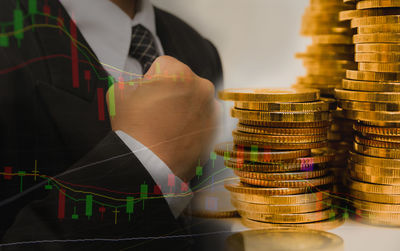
[0,0,222,250]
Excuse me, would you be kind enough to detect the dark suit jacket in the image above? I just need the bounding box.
[0,0,222,250]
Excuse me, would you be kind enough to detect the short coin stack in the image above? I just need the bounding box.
[335,0,400,226]
[215,88,344,230]
[295,0,357,191]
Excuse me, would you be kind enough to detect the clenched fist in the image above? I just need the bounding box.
[107,56,220,182]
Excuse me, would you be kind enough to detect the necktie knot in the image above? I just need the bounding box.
[129,24,160,74]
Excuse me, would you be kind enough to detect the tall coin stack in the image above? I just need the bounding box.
[294,0,356,190]
[215,88,344,230]
[335,0,400,226]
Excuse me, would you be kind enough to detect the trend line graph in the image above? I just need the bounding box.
[1,163,362,223]
[1,12,142,80]
[0,146,374,250]
[0,150,231,223]
[0,2,377,249]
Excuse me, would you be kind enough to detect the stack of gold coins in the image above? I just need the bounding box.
[296,0,355,96]
[215,88,344,230]
[294,0,356,191]
[335,0,400,226]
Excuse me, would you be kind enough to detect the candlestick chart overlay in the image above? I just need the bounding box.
[0,1,377,249]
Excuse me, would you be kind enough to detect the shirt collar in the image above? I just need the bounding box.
[59,0,158,78]
[132,0,157,36]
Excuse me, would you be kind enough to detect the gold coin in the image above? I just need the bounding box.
[301,21,348,30]
[301,26,352,36]
[295,84,340,94]
[233,139,328,150]
[355,52,400,63]
[346,176,400,194]
[303,60,357,70]
[303,63,353,73]
[225,228,344,251]
[359,62,400,73]
[312,34,353,44]
[350,189,400,203]
[357,0,400,9]
[228,147,335,166]
[302,12,342,22]
[231,198,332,214]
[239,120,332,128]
[310,0,352,7]
[311,0,348,5]
[218,88,320,102]
[354,209,400,222]
[350,170,400,185]
[354,33,400,43]
[298,76,343,86]
[230,190,330,204]
[308,5,354,13]
[295,86,336,96]
[306,44,354,54]
[233,130,328,144]
[225,182,313,196]
[354,122,400,136]
[189,210,238,218]
[240,175,335,188]
[356,43,400,53]
[358,24,400,33]
[338,99,400,112]
[360,120,400,127]
[353,142,400,158]
[355,134,400,148]
[335,88,400,102]
[231,108,330,122]
[351,198,400,212]
[214,142,310,162]
[236,123,329,136]
[342,79,400,92]
[224,159,328,173]
[306,68,347,77]
[304,56,354,66]
[339,8,400,21]
[241,216,345,231]
[234,169,329,181]
[365,133,400,143]
[234,99,334,112]
[354,210,400,227]
[238,208,334,223]
[350,150,400,168]
[346,69,400,82]
[349,160,400,177]
[296,52,354,60]
[342,109,400,122]
[351,15,400,28]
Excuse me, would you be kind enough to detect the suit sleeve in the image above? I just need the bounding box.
[0,33,189,250]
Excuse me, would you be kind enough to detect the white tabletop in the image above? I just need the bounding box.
[206,217,400,251]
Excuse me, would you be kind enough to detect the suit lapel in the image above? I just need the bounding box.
[21,0,110,101]
[19,0,112,160]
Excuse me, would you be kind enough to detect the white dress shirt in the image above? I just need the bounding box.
[60,0,191,218]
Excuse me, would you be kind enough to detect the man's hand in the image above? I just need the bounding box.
[107,56,220,182]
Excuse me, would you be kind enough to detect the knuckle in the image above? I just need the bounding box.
[153,55,176,65]
[199,79,215,97]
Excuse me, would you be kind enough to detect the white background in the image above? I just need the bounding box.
[152,0,310,88]
[152,1,400,251]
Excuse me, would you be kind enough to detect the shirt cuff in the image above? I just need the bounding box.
[115,130,193,218]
